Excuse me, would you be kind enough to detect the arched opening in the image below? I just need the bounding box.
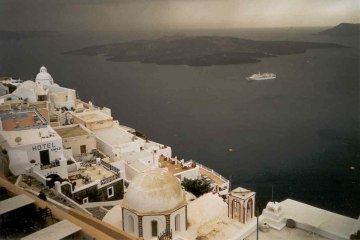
[175,214,181,232]
[129,215,135,233]
[46,174,62,188]
[151,220,158,237]
[247,198,253,221]
[231,199,241,220]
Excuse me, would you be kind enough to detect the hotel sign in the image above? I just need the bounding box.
[32,143,61,152]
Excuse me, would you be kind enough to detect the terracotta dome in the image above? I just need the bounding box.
[122,169,186,214]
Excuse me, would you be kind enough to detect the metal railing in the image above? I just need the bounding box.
[158,229,172,240]
[100,174,120,185]
[198,163,228,183]
[100,159,120,174]
[40,160,61,170]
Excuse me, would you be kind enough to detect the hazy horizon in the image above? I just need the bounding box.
[0,0,358,32]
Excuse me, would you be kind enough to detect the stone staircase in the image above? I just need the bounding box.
[86,207,109,220]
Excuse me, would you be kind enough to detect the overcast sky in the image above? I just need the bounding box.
[0,0,359,31]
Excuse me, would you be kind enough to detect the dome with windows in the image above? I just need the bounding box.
[122,169,186,214]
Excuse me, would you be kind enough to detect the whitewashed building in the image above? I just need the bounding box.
[54,124,96,157]
[72,110,114,131]
[35,66,76,109]
[10,80,48,102]
[121,169,187,240]
[0,110,67,179]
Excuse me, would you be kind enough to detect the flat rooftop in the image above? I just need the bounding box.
[68,164,117,188]
[0,125,60,147]
[0,110,47,131]
[54,125,90,138]
[199,165,227,185]
[280,199,358,240]
[159,157,196,175]
[94,126,137,146]
[73,110,112,123]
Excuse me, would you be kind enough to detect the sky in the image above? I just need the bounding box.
[0,0,359,31]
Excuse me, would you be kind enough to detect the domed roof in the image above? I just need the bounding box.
[35,66,53,82]
[122,169,186,214]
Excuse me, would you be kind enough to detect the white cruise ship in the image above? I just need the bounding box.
[247,72,276,81]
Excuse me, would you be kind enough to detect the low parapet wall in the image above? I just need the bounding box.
[278,199,357,240]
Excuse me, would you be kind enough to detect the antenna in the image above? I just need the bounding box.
[229,175,232,193]
[272,184,274,203]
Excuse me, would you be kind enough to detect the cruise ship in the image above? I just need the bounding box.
[247,72,276,81]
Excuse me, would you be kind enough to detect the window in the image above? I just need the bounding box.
[83,197,88,204]
[175,214,181,231]
[107,186,114,198]
[129,215,135,233]
[80,145,86,154]
[151,220,158,237]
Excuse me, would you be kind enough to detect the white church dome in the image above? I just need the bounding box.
[122,169,186,214]
[35,66,54,84]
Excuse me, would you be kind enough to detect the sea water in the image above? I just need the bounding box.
[0,27,358,217]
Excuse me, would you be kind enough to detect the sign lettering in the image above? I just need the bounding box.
[32,142,57,151]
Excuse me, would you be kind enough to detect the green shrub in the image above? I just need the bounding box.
[181,178,213,197]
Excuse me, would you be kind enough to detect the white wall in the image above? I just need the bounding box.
[33,159,68,178]
[142,215,166,240]
[115,140,142,155]
[123,209,139,238]
[124,164,140,181]
[8,137,64,176]
[170,207,187,236]
[96,137,115,158]
[14,87,37,102]
[48,87,76,109]
[175,167,200,181]
[96,135,142,157]
[156,146,172,159]
[63,134,96,156]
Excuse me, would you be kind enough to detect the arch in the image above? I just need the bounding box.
[129,215,135,233]
[151,220,158,237]
[175,214,181,232]
[247,198,253,220]
[46,174,62,188]
[231,199,241,220]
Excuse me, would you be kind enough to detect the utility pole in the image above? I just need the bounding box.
[256,207,259,240]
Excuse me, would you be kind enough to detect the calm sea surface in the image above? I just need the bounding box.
[0,28,359,217]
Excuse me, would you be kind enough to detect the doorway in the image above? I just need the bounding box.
[40,150,50,165]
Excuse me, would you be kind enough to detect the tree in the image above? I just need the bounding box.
[181,178,213,197]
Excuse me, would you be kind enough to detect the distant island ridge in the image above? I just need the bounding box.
[64,35,346,66]
[316,23,360,36]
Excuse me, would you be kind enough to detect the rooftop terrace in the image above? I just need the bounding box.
[198,164,227,185]
[68,164,118,188]
[0,109,47,131]
[159,156,196,175]
[73,110,112,123]
[54,124,90,138]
